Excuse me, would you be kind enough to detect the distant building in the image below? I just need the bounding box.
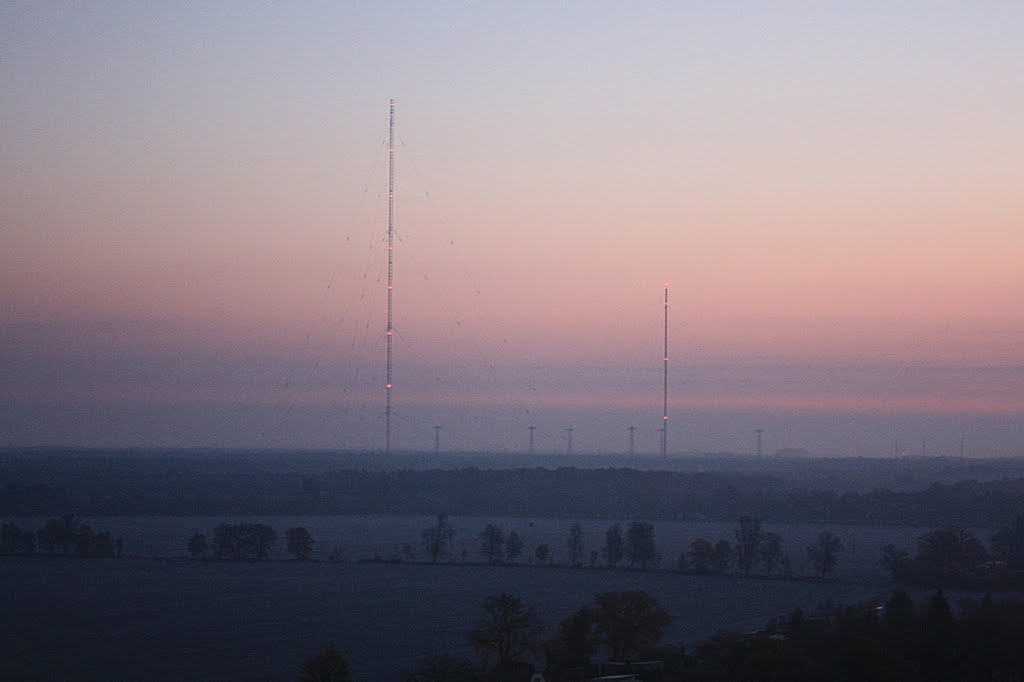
[773,448,812,458]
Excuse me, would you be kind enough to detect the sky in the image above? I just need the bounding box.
[2,2,1022,456]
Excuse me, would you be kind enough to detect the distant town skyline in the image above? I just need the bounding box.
[2,3,1022,455]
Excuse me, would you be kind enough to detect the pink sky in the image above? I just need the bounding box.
[1,3,1022,454]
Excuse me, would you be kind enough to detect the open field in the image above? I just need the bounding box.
[1,554,884,680]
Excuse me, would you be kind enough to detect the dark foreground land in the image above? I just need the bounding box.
[0,555,881,681]
[4,451,1024,679]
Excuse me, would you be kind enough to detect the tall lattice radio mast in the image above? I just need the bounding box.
[386,99,395,455]
[661,283,669,458]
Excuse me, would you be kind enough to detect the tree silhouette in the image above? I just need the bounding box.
[478,524,504,564]
[18,530,36,555]
[591,591,671,661]
[689,538,715,573]
[758,531,787,574]
[625,521,659,569]
[213,523,276,561]
[421,513,455,563]
[567,522,585,567]
[734,515,764,576]
[992,512,1024,569]
[711,539,734,573]
[37,514,80,555]
[2,522,20,553]
[602,524,624,568]
[297,645,351,682]
[75,526,115,558]
[1,523,36,555]
[505,530,524,564]
[535,543,550,564]
[545,606,595,678]
[188,532,208,559]
[918,527,987,567]
[807,530,843,578]
[406,654,481,681]
[286,527,314,560]
[468,593,542,670]
[916,526,988,583]
[880,543,910,581]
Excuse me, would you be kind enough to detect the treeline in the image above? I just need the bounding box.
[5,467,1024,527]
[691,590,1024,681]
[430,515,836,579]
[302,588,1024,681]
[1,514,123,558]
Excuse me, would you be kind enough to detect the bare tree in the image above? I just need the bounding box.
[626,521,659,569]
[506,530,524,564]
[469,593,542,670]
[567,522,585,567]
[807,530,843,578]
[421,513,455,563]
[758,531,787,574]
[602,524,625,568]
[734,516,765,576]
[479,524,505,564]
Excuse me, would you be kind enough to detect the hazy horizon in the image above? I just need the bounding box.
[2,3,1022,456]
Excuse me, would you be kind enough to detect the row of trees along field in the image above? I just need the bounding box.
[424,515,844,578]
[449,512,1024,588]
[181,512,1024,589]
[1,515,122,557]
[298,588,1024,681]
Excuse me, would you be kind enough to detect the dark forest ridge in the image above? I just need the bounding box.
[3,446,1023,491]
[3,448,1024,526]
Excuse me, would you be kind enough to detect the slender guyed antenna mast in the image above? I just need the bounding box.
[661,283,669,458]
[386,99,395,455]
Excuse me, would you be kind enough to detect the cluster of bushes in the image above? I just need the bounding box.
[1,515,122,558]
